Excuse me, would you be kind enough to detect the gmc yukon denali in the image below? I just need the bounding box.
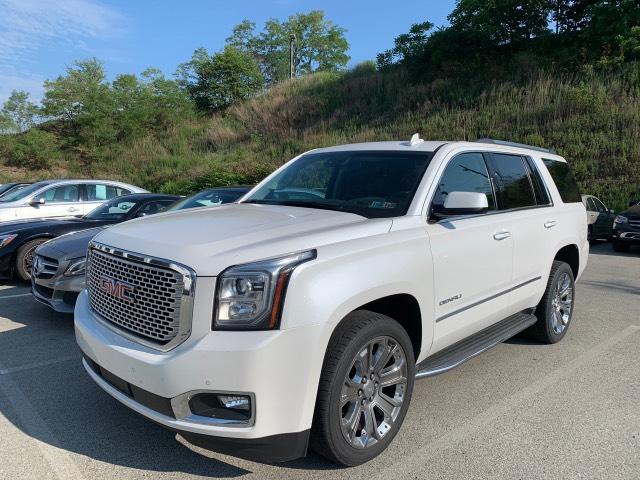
[75,137,589,466]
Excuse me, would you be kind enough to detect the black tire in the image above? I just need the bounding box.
[15,238,48,281]
[613,241,630,253]
[310,310,415,466]
[525,261,575,344]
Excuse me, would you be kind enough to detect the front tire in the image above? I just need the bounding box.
[311,310,415,466]
[526,261,575,344]
[15,238,47,281]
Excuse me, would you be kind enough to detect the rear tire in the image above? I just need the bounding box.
[15,238,48,281]
[613,241,630,253]
[310,310,415,466]
[525,261,575,344]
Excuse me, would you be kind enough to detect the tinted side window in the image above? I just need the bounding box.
[86,184,131,201]
[592,197,607,213]
[136,200,175,216]
[432,152,495,212]
[542,159,582,203]
[586,197,596,211]
[489,154,536,209]
[524,157,551,205]
[42,184,80,203]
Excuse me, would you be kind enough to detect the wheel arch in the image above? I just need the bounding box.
[554,243,580,279]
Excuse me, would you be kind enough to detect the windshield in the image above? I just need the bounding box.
[85,198,137,220]
[167,189,247,211]
[0,182,50,203]
[243,150,434,218]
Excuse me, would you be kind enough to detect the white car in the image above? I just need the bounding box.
[75,137,588,466]
[0,179,147,222]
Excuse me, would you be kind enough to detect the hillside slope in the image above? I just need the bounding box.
[2,63,639,210]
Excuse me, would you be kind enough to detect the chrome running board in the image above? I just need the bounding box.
[415,312,537,378]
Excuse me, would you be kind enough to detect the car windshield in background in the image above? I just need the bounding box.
[168,189,248,211]
[0,182,51,203]
[85,199,137,220]
[243,151,434,218]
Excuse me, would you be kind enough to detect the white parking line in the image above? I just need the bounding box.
[0,360,85,480]
[0,293,33,300]
[0,355,79,375]
[372,324,640,480]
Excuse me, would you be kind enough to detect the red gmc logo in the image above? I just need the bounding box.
[99,276,134,302]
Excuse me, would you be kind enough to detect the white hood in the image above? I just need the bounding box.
[93,203,391,276]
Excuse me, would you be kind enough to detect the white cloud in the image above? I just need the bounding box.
[0,0,127,103]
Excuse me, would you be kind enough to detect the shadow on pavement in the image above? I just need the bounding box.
[0,293,338,477]
[588,242,639,258]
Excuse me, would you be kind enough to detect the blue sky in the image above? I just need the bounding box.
[0,0,455,104]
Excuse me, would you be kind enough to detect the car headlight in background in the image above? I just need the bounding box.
[213,250,316,330]
[0,234,17,248]
[64,257,86,276]
[614,215,628,225]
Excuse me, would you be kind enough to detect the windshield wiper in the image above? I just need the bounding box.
[243,199,367,217]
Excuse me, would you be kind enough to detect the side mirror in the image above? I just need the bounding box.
[135,212,147,218]
[432,192,489,220]
[443,191,488,212]
[609,209,615,214]
[30,197,45,206]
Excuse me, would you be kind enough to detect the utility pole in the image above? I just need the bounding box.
[289,33,296,80]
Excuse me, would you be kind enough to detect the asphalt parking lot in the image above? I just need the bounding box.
[0,242,638,480]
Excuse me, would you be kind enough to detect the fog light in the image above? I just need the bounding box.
[188,393,252,422]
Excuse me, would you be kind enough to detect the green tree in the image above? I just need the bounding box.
[42,58,109,124]
[177,46,264,111]
[1,90,39,133]
[448,0,552,44]
[377,22,434,68]
[226,11,350,83]
[7,129,60,170]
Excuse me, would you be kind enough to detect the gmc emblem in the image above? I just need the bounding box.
[99,276,134,302]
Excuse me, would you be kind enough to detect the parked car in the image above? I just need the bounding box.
[75,137,588,466]
[612,202,640,252]
[0,179,146,223]
[32,187,249,313]
[165,186,251,211]
[1,193,178,281]
[582,194,616,242]
[0,182,31,199]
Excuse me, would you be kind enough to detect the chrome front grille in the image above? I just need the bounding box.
[86,242,195,351]
[34,255,59,279]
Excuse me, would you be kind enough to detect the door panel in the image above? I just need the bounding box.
[427,152,513,352]
[19,184,81,220]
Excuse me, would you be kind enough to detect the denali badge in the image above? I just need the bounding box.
[99,276,134,302]
[439,294,462,306]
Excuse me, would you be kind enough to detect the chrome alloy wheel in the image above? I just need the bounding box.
[551,272,573,334]
[339,336,408,449]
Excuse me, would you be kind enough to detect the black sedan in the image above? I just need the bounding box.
[612,202,640,253]
[0,193,180,281]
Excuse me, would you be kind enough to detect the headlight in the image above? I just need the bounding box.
[64,257,86,276]
[614,215,628,224]
[213,250,316,330]
[0,234,17,248]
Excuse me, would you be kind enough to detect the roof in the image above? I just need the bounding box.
[313,140,447,154]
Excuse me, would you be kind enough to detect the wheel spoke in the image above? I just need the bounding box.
[375,393,398,417]
[379,364,406,387]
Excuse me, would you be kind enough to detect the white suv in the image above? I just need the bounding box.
[0,179,146,222]
[75,137,588,466]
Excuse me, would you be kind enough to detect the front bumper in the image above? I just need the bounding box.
[74,287,325,461]
[613,224,640,245]
[32,274,84,313]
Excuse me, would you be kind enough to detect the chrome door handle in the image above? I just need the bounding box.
[493,231,511,241]
[544,221,557,229]
[67,207,79,212]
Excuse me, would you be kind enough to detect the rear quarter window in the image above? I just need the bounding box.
[542,159,582,203]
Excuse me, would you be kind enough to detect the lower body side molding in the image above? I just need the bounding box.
[415,311,537,378]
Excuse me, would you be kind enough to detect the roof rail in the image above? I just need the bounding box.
[474,138,555,154]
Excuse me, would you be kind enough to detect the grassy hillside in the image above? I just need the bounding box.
[2,62,640,211]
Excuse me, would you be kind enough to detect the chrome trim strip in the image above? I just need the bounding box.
[436,276,542,323]
[87,241,196,353]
